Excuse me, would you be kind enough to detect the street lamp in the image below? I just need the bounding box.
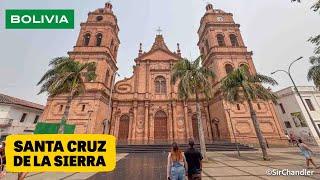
[225,108,240,157]
[271,56,320,139]
[104,71,120,134]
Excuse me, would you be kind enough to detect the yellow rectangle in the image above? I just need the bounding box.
[5,134,116,172]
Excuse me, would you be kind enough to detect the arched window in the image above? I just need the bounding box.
[114,46,118,55]
[110,39,114,50]
[110,74,114,87]
[205,40,210,53]
[96,33,102,46]
[225,64,234,74]
[200,47,205,56]
[83,33,91,46]
[155,76,166,94]
[105,69,110,85]
[217,34,226,47]
[230,34,239,47]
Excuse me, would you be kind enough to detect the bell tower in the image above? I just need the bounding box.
[198,3,256,81]
[198,4,286,145]
[41,2,120,134]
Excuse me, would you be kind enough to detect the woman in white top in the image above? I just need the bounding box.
[167,142,188,180]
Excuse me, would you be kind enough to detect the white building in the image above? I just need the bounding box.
[275,86,320,145]
[0,93,44,141]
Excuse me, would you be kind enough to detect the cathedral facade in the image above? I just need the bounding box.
[41,3,286,145]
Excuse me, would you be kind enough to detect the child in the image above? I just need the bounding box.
[297,139,319,169]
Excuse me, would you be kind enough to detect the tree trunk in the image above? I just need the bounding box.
[248,100,269,160]
[59,92,73,134]
[196,93,207,160]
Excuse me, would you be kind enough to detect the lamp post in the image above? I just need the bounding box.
[104,71,120,134]
[225,108,240,157]
[271,56,320,139]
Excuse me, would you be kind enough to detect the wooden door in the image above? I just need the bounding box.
[118,115,130,141]
[154,111,168,140]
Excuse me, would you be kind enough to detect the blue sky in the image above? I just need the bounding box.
[0,0,319,105]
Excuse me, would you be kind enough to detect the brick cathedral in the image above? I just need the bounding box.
[41,3,286,145]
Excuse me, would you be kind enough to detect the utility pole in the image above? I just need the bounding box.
[271,57,320,139]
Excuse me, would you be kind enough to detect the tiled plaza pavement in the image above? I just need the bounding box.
[89,148,320,180]
[201,148,320,180]
[3,148,320,179]
[3,153,128,180]
[87,152,168,180]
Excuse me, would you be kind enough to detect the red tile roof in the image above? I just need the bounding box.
[0,93,45,110]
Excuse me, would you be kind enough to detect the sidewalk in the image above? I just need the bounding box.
[202,148,320,179]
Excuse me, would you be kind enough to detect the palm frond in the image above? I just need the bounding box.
[220,66,278,104]
[38,56,97,98]
[171,56,215,100]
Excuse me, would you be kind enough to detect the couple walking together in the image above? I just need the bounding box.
[167,139,203,180]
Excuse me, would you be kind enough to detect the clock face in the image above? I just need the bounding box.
[217,16,224,22]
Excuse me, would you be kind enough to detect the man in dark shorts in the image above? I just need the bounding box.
[184,139,203,180]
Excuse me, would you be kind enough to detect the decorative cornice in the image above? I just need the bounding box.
[67,51,118,71]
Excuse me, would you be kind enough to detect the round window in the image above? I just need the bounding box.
[96,16,103,21]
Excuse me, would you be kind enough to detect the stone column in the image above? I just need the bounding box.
[172,101,178,140]
[110,110,117,135]
[168,104,173,140]
[114,116,120,137]
[131,102,138,140]
[184,101,190,139]
[144,102,149,141]
[128,108,134,141]
[204,104,213,141]
[150,110,154,141]
[188,108,194,138]
[146,61,150,99]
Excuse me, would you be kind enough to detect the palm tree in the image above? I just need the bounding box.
[307,57,320,89]
[171,56,215,159]
[219,65,278,160]
[37,57,96,133]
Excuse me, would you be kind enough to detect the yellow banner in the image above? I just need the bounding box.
[5,134,116,172]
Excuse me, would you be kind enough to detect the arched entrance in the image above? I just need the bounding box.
[192,114,199,141]
[154,111,168,141]
[118,115,130,141]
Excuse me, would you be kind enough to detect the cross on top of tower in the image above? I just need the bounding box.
[156,27,162,35]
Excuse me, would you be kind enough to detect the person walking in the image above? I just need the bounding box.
[167,142,188,180]
[297,139,319,169]
[289,132,297,146]
[184,139,203,180]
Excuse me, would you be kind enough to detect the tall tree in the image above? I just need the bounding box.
[292,0,320,86]
[308,55,320,88]
[219,66,278,160]
[291,0,320,12]
[171,56,215,159]
[37,57,96,133]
